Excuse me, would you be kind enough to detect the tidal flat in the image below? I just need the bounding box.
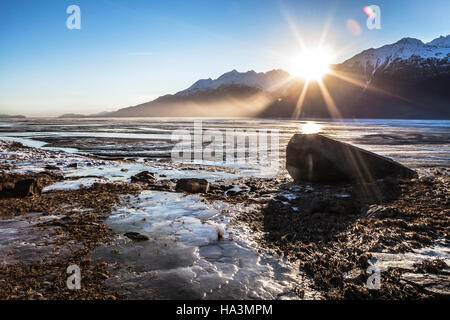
[0,118,449,299]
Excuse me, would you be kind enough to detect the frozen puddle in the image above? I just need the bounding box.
[0,213,76,266]
[43,177,107,192]
[91,191,319,300]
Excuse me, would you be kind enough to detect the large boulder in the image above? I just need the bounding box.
[286,134,417,184]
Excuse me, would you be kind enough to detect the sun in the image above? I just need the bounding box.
[289,48,332,81]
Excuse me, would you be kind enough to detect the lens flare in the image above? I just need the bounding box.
[363,6,376,18]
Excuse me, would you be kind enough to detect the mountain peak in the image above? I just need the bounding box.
[176,69,292,96]
[394,37,424,46]
[341,34,450,78]
[427,34,450,47]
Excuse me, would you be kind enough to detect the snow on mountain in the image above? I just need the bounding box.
[176,69,292,96]
[427,35,450,48]
[340,35,450,80]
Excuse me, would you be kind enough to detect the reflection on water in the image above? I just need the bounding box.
[300,121,322,134]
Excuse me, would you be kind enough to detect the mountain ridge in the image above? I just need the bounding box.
[65,34,450,119]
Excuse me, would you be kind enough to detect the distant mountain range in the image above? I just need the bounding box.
[61,34,450,119]
[0,114,26,119]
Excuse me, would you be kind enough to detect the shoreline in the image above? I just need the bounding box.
[0,139,449,299]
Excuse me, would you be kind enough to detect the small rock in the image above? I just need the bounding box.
[419,176,435,185]
[45,165,60,171]
[175,178,210,193]
[130,171,156,184]
[68,163,78,168]
[32,293,44,300]
[5,179,42,198]
[361,205,399,218]
[124,232,149,241]
[0,182,15,192]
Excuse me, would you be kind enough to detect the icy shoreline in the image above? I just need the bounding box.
[0,139,319,299]
[0,139,449,299]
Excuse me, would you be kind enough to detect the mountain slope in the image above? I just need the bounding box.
[107,84,275,117]
[339,36,450,81]
[105,69,291,117]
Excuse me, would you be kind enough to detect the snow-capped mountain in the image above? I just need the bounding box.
[176,69,292,96]
[99,34,449,119]
[339,35,450,81]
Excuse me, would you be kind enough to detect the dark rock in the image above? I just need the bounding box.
[124,232,149,241]
[175,178,210,193]
[286,134,417,184]
[419,176,435,185]
[68,163,78,168]
[44,165,60,171]
[130,171,156,184]
[0,182,15,192]
[12,179,42,197]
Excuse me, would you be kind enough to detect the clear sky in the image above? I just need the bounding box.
[0,0,449,116]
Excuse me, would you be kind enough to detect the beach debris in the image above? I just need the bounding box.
[130,171,156,184]
[175,178,210,193]
[286,134,417,184]
[124,232,150,241]
[361,205,400,218]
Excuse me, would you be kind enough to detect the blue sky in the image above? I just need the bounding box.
[0,0,449,116]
